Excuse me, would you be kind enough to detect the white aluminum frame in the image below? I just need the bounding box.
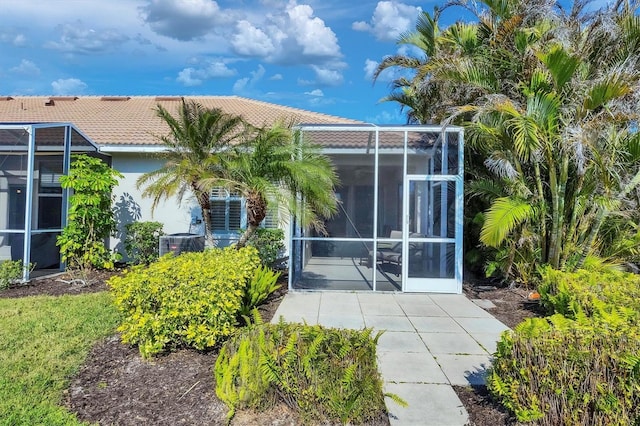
[289,124,464,293]
[0,123,99,281]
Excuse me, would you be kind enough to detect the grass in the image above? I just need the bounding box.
[0,292,120,425]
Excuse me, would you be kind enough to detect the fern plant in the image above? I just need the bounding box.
[237,265,281,323]
[215,320,398,424]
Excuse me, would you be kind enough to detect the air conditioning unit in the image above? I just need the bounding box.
[159,233,205,257]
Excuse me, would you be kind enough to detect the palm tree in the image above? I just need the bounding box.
[136,100,249,246]
[378,0,640,281]
[208,121,339,248]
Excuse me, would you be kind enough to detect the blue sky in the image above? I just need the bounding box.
[0,0,449,124]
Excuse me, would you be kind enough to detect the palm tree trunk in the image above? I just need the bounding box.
[561,172,585,267]
[574,207,606,270]
[236,190,267,249]
[236,223,259,249]
[533,161,547,262]
[575,168,640,269]
[547,153,561,268]
[193,185,215,247]
[552,154,569,267]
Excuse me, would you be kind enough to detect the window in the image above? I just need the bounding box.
[210,188,279,232]
[261,206,278,229]
[210,188,244,232]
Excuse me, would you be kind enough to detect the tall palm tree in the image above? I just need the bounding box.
[378,0,640,280]
[208,121,339,248]
[136,100,249,246]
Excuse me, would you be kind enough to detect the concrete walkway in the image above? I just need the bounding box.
[271,291,510,426]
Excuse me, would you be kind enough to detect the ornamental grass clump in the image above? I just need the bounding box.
[215,319,396,424]
[108,247,259,358]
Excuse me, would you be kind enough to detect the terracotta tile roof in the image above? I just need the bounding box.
[300,129,442,149]
[0,96,361,147]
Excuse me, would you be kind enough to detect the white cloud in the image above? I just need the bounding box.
[353,1,421,42]
[51,78,87,95]
[364,59,378,81]
[0,28,27,47]
[365,108,405,124]
[140,0,235,41]
[176,58,237,86]
[270,73,283,80]
[304,89,323,96]
[286,3,339,57]
[176,68,202,86]
[229,1,342,66]
[233,64,266,93]
[45,22,130,54]
[231,21,277,56]
[311,65,343,86]
[351,21,370,32]
[9,59,41,76]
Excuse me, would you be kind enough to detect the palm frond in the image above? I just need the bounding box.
[398,11,439,56]
[468,179,507,202]
[480,197,536,247]
[583,73,632,113]
[536,44,580,89]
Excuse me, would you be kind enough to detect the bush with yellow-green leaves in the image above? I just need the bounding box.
[108,247,260,358]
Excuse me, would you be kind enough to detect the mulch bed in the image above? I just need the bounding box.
[454,278,546,425]
[1,271,543,425]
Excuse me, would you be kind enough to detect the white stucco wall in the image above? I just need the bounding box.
[109,153,200,256]
[108,152,291,259]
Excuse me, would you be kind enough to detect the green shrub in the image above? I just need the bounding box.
[108,247,260,358]
[215,319,391,424]
[538,266,640,322]
[124,221,165,265]
[489,315,640,424]
[57,154,123,271]
[245,228,285,267]
[238,265,281,323]
[490,268,640,424]
[0,260,32,290]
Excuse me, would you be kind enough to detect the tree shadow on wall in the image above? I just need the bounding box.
[112,192,141,256]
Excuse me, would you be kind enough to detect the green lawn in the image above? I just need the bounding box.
[0,292,119,425]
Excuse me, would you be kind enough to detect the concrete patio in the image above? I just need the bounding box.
[271,291,510,426]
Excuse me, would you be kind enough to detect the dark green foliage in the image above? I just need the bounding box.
[108,247,260,358]
[238,265,280,323]
[124,221,165,265]
[215,320,390,424]
[244,228,285,267]
[57,154,123,270]
[489,269,640,424]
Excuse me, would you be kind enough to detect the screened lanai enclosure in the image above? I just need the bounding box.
[289,125,464,293]
[0,123,102,281]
